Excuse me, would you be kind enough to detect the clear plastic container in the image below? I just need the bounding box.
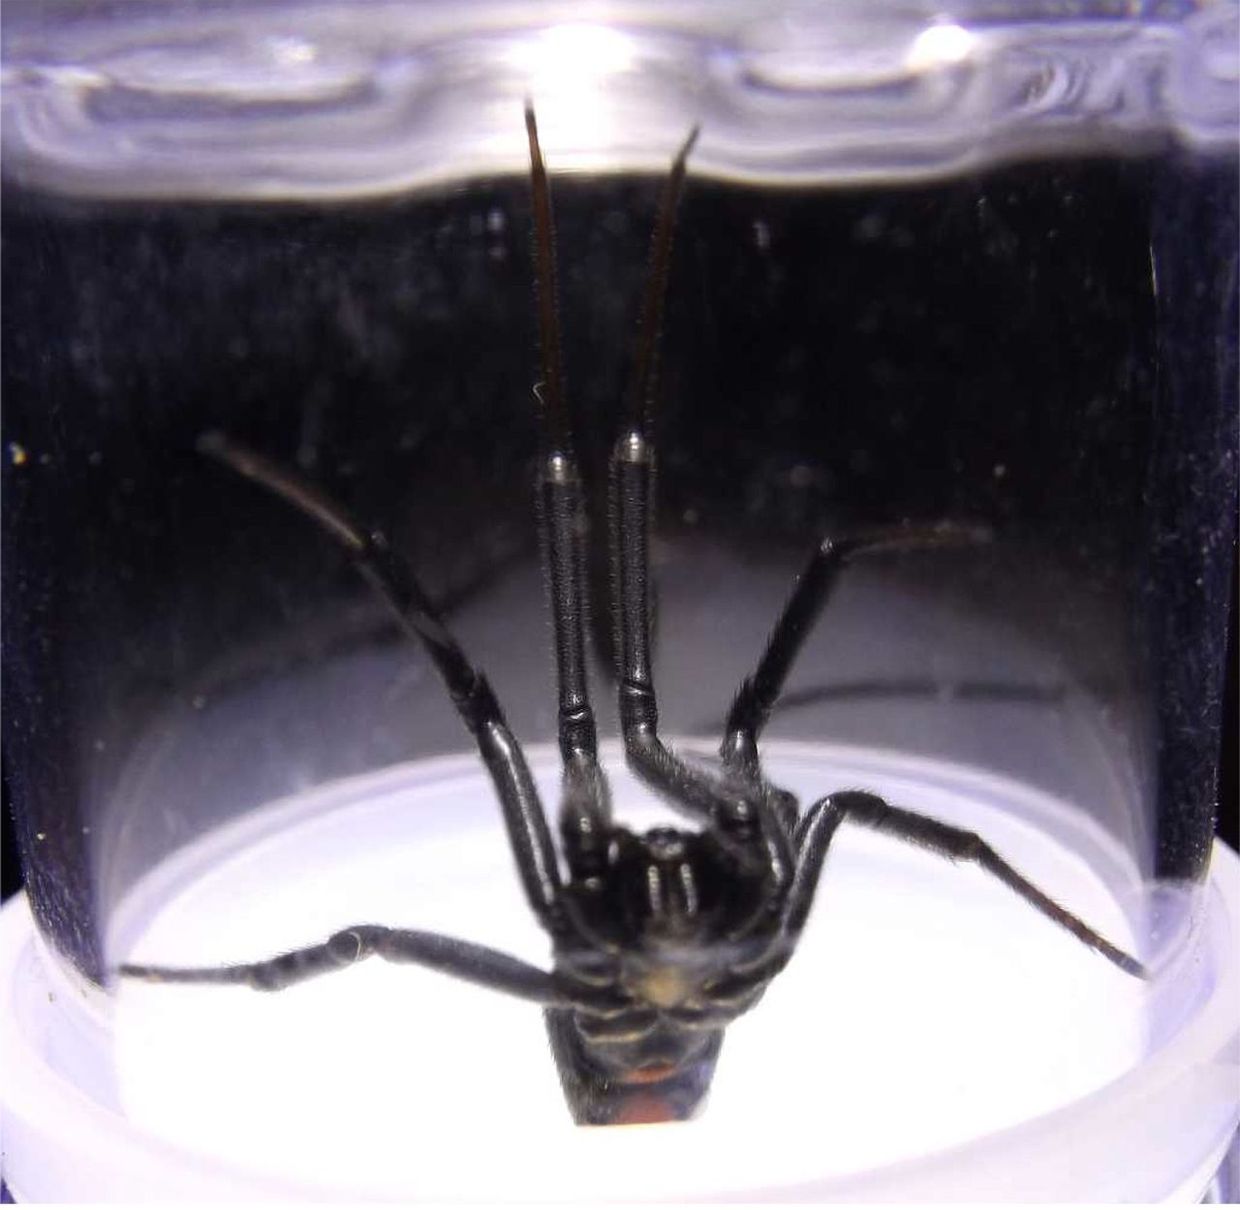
[2,0,1237,1200]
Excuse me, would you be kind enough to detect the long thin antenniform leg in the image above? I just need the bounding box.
[524,103,612,881]
[721,524,990,776]
[198,433,566,936]
[779,790,1146,978]
[121,926,568,1001]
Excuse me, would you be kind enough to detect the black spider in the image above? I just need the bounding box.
[122,105,1145,1127]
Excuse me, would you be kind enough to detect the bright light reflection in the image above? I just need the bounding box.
[510,23,637,82]
[506,24,637,152]
[906,23,977,72]
[267,36,317,68]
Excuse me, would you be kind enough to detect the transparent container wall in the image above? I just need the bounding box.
[1,0,1236,1175]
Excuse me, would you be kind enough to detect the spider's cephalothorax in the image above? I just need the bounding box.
[121,104,1146,1128]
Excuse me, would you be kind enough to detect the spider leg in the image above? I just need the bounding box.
[120,925,569,1001]
[720,524,990,780]
[780,790,1146,978]
[614,431,757,837]
[524,104,611,882]
[198,433,565,937]
[543,453,613,879]
[609,129,791,886]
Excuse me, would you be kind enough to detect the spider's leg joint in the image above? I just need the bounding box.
[451,674,503,735]
[545,451,574,484]
[618,430,650,464]
[559,703,598,763]
[326,926,380,964]
[619,680,659,736]
[721,716,760,771]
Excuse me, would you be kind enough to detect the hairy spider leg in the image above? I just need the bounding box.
[123,926,564,999]
[699,782,1148,1005]
[524,104,612,884]
[721,526,989,779]
[604,127,795,895]
[119,434,615,1005]
[789,792,1147,978]
[721,524,992,846]
[194,434,565,934]
[713,532,1149,980]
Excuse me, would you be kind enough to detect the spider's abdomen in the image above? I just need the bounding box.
[543,1005,727,1126]
[546,937,778,1124]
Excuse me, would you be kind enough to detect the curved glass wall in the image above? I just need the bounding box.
[2,0,1236,1197]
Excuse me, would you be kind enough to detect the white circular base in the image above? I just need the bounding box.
[3,743,1237,1200]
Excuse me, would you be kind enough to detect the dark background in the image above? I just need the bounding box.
[2,151,1236,923]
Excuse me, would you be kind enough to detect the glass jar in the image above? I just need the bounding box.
[2,0,1236,1199]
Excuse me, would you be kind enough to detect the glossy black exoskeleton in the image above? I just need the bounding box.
[122,105,1145,1126]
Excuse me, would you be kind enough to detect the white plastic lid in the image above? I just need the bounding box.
[2,748,1237,1201]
